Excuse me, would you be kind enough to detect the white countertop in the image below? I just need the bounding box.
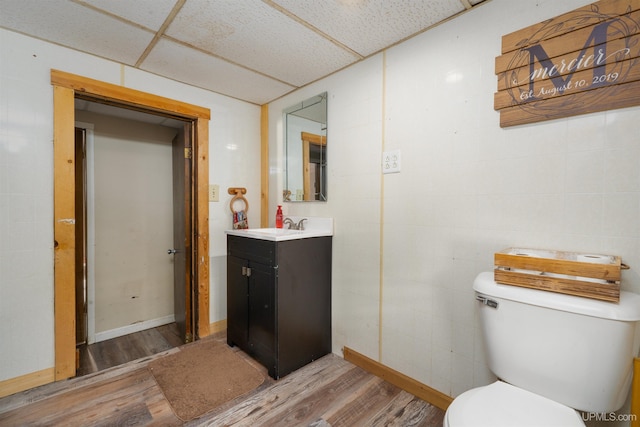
[225,217,333,241]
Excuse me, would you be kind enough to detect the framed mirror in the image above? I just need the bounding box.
[283,92,327,202]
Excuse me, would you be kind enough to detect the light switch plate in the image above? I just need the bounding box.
[382,150,401,174]
[209,184,219,202]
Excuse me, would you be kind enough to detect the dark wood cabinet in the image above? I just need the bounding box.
[227,235,332,379]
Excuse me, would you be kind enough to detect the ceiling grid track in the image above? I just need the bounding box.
[263,0,365,59]
[135,0,186,67]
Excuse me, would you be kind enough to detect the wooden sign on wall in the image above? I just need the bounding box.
[495,0,640,127]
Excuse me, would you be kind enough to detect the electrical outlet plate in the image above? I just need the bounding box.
[209,184,219,202]
[382,150,401,174]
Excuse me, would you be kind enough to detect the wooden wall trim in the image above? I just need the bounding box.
[53,85,77,381]
[343,346,453,411]
[196,118,210,338]
[632,357,640,427]
[51,69,210,120]
[260,104,269,227]
[0,368,55,399]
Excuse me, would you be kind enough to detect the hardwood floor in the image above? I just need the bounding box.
[0,332,445,426]
[77,323,184,376]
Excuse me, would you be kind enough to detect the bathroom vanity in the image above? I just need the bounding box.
[225,220,332,379]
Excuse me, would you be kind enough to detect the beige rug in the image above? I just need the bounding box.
[148,339,265,421]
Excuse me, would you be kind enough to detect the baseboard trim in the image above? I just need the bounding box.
[0,368,55,399]
[209,319,227,334]
[94,315,175,343]
[343,346,453,411]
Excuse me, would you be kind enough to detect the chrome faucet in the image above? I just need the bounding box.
[283,217,307,230]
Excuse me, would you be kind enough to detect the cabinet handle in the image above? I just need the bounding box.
[246,267,252,277]
[242,266,252,277]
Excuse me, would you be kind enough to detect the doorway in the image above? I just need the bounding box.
[74,110,188,348]
[52,70,211,380]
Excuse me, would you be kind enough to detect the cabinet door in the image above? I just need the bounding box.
[227,254,248,349]
[247,261,276,374]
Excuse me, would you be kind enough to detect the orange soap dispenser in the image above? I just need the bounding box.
[275,205,283,228]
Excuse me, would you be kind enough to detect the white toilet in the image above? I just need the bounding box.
[444,272,640,427]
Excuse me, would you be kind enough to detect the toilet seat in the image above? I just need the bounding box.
[444,381,585,427]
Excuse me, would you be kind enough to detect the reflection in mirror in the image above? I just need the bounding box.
[284,92,327,202]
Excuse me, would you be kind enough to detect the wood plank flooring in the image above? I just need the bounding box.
[0,332,445,426]
[77,323,183,376]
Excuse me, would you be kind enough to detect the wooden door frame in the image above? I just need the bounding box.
[52,69,210,380]
[300,132,326,201]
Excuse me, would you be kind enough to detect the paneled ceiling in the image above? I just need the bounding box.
[1,0,487,105]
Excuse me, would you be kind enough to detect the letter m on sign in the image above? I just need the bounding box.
[525,20,612,95]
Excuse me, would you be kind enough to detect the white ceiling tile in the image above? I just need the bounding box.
[140,38,296,105]
[272,0,466,56]
[77,0,178,31]
[0,0,488,103]
[165,0,360,86]
[0,0,154,65]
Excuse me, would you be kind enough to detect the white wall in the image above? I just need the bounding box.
[0,29,260,383]
[269,0,640,405]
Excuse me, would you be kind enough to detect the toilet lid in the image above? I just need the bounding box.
[446,381,585,427]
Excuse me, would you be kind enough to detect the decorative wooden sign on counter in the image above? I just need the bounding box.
[495,0,640,127]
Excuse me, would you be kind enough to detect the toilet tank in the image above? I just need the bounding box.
[474,271,640,413]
